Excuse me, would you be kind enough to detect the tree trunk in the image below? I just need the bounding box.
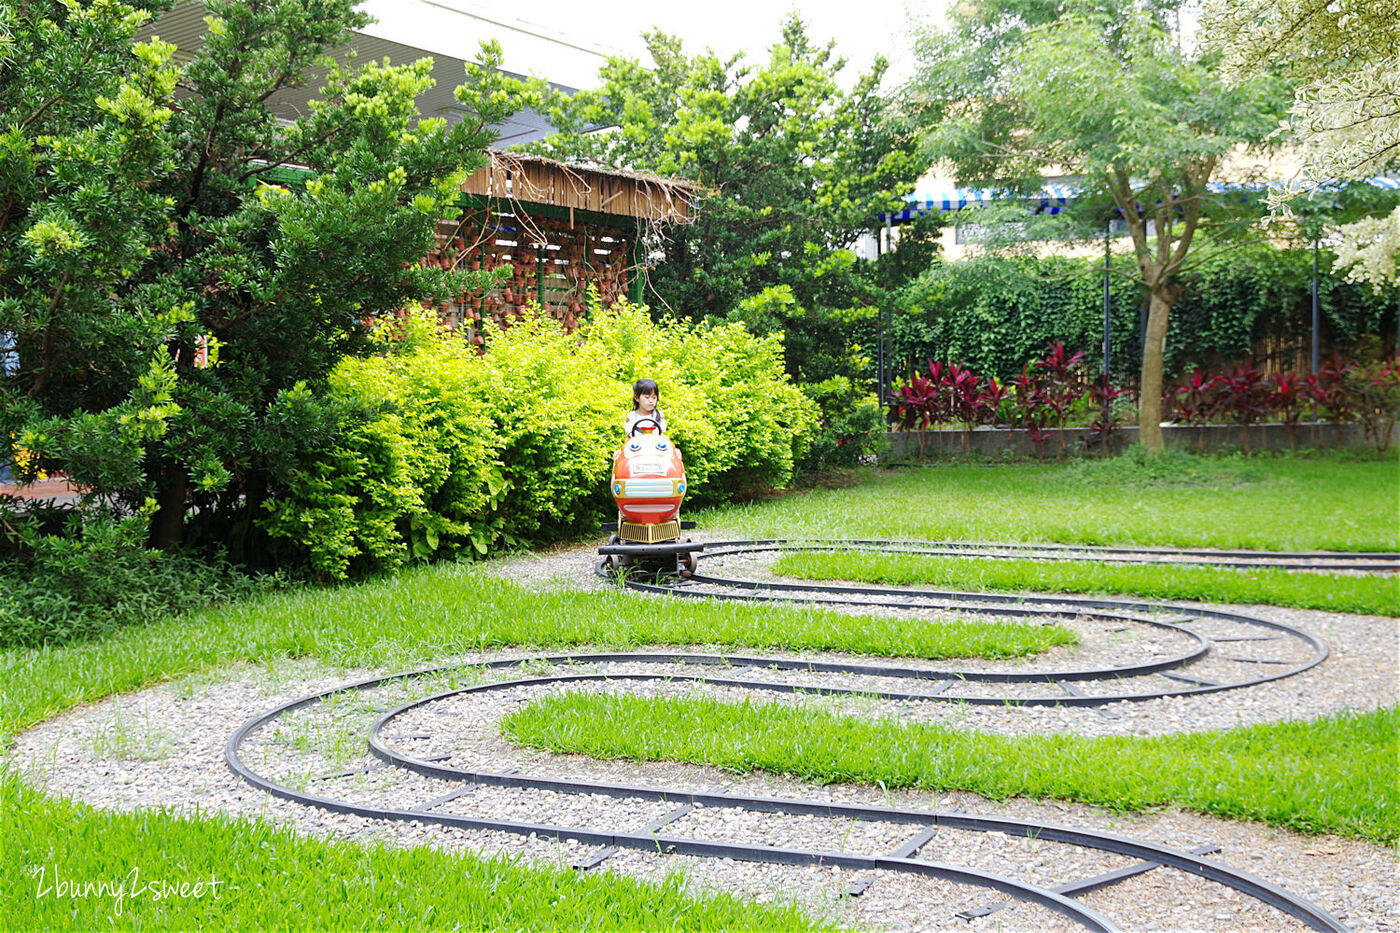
[150,463,188,551]
[1138,283,1182,452]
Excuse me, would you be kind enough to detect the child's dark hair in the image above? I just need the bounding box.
[632,378,659,408]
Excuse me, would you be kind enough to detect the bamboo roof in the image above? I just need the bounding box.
[462,151,695,224]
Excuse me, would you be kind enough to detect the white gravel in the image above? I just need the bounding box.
[7,538,1397,932]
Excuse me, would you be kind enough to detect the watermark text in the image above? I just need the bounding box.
[31,863,225,917]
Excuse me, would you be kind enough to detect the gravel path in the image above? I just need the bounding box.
[8,538,1397,932]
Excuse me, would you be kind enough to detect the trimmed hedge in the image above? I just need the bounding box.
[262,305,817,578]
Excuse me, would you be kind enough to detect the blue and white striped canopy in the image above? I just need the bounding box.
[886,184,1078,220]
[882,176,1400,222]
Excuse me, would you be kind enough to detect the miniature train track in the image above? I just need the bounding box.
[226,653,1349,932]
[618,538,1358,706]
[690,537,1400,573]
[223,538,1376,931]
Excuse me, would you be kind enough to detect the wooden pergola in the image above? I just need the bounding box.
[428,151,695,334]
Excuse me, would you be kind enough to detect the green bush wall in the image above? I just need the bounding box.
[262,305,818,579]
[891,242,1400,382]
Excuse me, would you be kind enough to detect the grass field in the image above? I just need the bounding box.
[3,450,1395,929]
[503,694,1398,844]
[0,572,1065,931]
[0,572,1072,741]
[0,771,823,931]
[698,451,1399,552]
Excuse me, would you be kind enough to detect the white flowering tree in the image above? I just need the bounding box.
[1201,0,1400,287]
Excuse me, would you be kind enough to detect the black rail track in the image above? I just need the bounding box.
[615,539,1336,706]
[221,537,1361,931]
[225,655,1349,933]
[692,538,1400,573]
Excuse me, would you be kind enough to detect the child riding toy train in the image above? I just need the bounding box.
[599,379,702,575]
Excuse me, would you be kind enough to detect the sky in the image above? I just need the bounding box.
[457,0,949,89]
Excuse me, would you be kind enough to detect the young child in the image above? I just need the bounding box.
[624,378,668,435]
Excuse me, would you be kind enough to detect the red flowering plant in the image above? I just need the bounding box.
[1308,353,1357,424]
[978,376,1009,428]
[892,369,939,431]
[1267,371,1307,448]
[1343,354,1400,453]
[1171,368,1222,427]
[1215,360,1271,450]
[1010,366,1054,459]
[1089,379,1134,449]
[1016,342,1087,457]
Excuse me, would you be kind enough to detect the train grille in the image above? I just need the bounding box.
[618,520,681,543]
[618,478,682,497]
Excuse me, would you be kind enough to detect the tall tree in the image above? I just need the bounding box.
[909,0,1290,449]
[1,0,184,499]
[524,14,922,370]
[2,0,523,552]
[1200,0,1400,287]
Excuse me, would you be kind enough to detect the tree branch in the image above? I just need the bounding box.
[26,271,72,399]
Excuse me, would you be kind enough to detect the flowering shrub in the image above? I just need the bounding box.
[890,347,1398,457]
[1166,355,1398,445]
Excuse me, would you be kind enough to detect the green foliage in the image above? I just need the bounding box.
[1,0,530,560]
[264,304,818,578]
[910,0,1293,447]
[0,0,184,497]
[1169,240,1400,373]
[893,253,1137,381]
[523,16,922,389]
[797,376,888,471]
[890,243,1400,382]
[0,510,266,649]
[1201,0,1400,288]
[526,18,920,325]
[645,307,819,499]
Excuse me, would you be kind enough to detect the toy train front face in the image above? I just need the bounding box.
[611,431,687,543]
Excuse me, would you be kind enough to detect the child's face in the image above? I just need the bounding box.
[636,391,658,414]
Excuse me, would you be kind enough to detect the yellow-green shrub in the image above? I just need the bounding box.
[584,304,818,497]
[262,305,816,578]
[261,316,502,578]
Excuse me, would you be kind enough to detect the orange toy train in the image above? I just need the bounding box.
[610,417,686,543]
[598,417,703,577]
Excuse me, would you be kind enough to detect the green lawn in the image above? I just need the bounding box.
[0,570,1070,742]
[698,452,1399,551]
[503,693,1399,844]
[3,449,1394,929]
[0,570,1065,932]
[0,771,822,931]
